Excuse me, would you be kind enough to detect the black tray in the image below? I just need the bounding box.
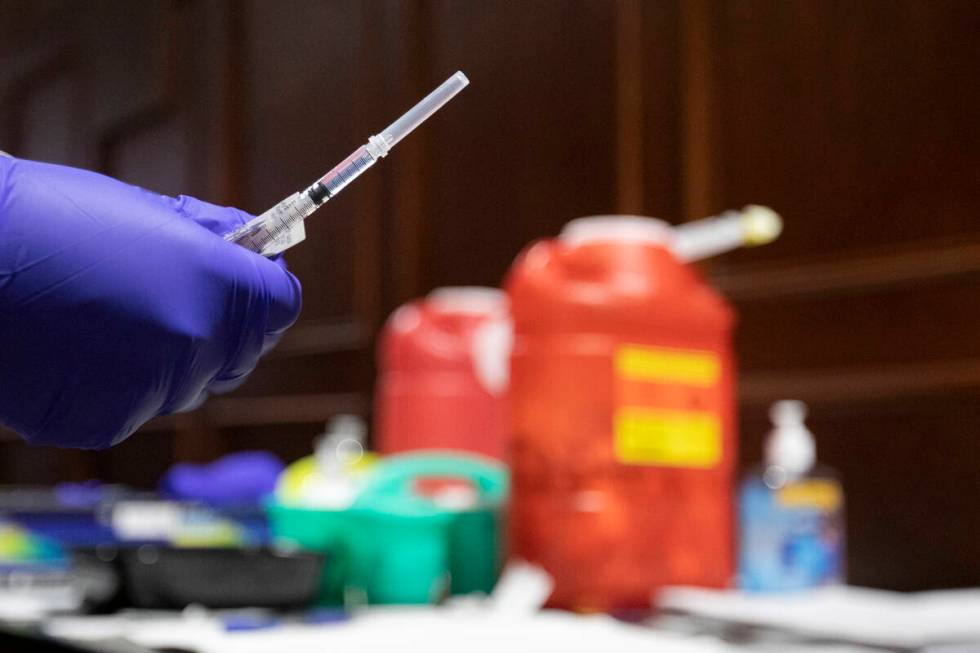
[75,546,325,611]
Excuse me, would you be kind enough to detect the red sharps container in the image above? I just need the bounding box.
[506,216,736,610]
[375,287,512,460]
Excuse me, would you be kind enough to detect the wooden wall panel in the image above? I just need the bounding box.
[736,277,980,373]
[228,0,389,437]
[111,119,190,197]
[83,2,176,132]
[17,74,78,165]
[421,0,621,289]
[709,0,980,264]
[638,0,682,221]
[243,0,379,321]
[699,0,980,590]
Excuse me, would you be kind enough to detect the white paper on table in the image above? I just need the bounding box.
[48,608,740,653]
[658,585,980,650]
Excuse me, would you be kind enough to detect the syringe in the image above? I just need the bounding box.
[226,72,469,256]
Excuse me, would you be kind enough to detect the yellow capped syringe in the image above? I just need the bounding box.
[672,205,782,261]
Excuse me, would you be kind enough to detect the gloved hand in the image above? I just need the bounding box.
[0,156,302,449]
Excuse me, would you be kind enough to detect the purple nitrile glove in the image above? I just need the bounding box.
[0,156,302,449]
[160,450,285,506]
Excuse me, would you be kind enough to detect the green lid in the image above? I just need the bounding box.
[353,451,509,518]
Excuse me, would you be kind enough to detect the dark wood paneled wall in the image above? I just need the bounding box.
[702,0,980,591]
[2,0,979,591]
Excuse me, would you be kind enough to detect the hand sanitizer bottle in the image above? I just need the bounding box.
[737,401,845,591]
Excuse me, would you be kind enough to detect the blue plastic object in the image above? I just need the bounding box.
[302,608,350,624]
[222,614,281,632]
[738,472,845,591]
[54,481,106,509]
[161,451,285,507]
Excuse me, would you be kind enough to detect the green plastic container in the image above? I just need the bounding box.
[355,452,508,599]
[264,503,365,605]
[450,508,504,594]
[267,452,508,605]
[351,506,453,604]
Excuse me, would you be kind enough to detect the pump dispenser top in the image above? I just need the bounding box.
[764,400,816,478]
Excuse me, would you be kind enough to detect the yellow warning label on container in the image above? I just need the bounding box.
[614,408,721,467]
[777,479,842,512]
[615,346,720,387]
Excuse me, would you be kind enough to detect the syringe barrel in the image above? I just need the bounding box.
[317,144,378,197]
[224,191,317,253]
[380,72,469,148]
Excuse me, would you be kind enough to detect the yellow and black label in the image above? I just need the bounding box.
[613,344,724,468]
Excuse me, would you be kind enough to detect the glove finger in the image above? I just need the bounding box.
[168,194,252,237]
[164,195,302,390]
[169,388,210,414]
[254,254,303,336]
[208,374,251,395]
[181,193,301,332]
[170,194,298,304]
[208,249,301,385]
[208,328,283,393]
